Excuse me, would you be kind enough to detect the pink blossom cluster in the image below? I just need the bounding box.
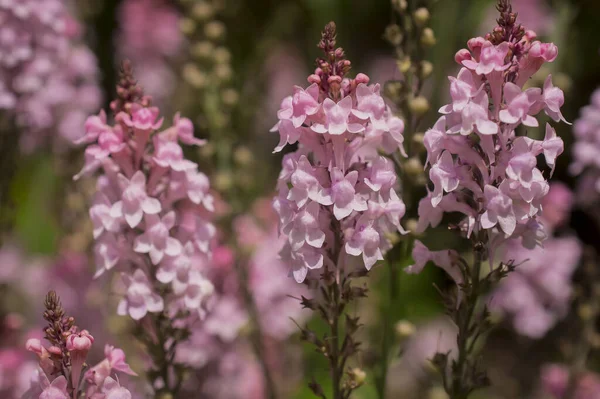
[25,336,136,399]
[570,88,600,200]
[0,0,102,152]
[489,183,581,338]
[272,69,407,281]
[74,87,215,323]
[415,24,566,257]
[117,0,182,104]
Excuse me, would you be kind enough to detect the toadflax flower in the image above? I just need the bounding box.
[272,28,407,281]
[412,0,567,267]
[74,62,214,394]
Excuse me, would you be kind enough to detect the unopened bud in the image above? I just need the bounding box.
[222,88,239,106]
[183,64,206,89]
[384,24,403,47]
[413,8,430,27]
[578,304,594,321]
[349,368,367,386]
[179,18,196,36]
[199,142,215,158]
[384,81,402,99]
[398,56,411,74]
[395,319,416,338]
[156,394,174,399]
[233,146,253,166]
[405,157,424,179]
[213,47,231,64]
[215,64,232,81]
[392,0,408,11]
[204,21,226,41]
[214,171,233,191]
[405,219,419,235]
[412,132,425,147]
[419,60,433,79]
[191,41,214,60]
[192,2,213,21]
[409,96,430,116]
[421,28,436,47]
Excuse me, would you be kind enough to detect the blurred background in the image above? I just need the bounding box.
[1,0,600,398]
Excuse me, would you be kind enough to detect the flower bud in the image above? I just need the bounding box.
[421,28,436,47]
[384,81,403,99]
[222,88,239,106]
[384,24,403,47]
[405,219,419,236]
[179,18,196,36]
[412,132,425,147]
[454,49,471,65]
[413,8,430,27]
[213,47,231,64]
[397,56,411,74]
[419,60,433,79]
[192,1,213,21]
[428,386,450,399]
[392,0,408,11]
[349,368,367,386]
[204,21,226,41]
[200,142,215,158]
[183,64,206,89]
[215,64,233,82]
[233,146,253,166]
[214,171,233,191]
[191,41,214,60]
[395,319,416,338]
[409,96,430,116]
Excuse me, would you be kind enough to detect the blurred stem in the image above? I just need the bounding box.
[564,248,600,399]
[204,77,278,399]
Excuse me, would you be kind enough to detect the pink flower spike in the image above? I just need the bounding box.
[481,184,516,236]
[114,171,161,228]
[134,212,182,265]
[173,112,206,146]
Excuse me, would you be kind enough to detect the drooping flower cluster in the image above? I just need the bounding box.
[490,183,581,338]
[117,0,182,105]
[24,291,136,399]
[0,0,102,152]
[74,62,214,323]
[570,88,600,202]
[272,25,407,282]
[414,1,566,258]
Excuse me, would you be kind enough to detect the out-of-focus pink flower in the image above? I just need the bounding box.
[541,364,600,399]
[117,270,164,320]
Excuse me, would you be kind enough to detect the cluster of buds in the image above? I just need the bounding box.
[25,291,135,399]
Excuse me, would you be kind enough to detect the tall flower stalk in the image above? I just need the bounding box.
[408,1,568,397]
[74,61,215,398]
[272,22,408,398]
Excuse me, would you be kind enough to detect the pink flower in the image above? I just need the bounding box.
[329,168,367,219]
[311,96,364,135]
[113,171,161,228]
[285,201,325,251]
[279,83,320,128]
[481,184,516,236]
[345,214,384,269]
[439,68,482,114]
[429,151,461,206]
[134,212,182,265]
[173,112,206,146]
[462,41,510,75]
[119,105,163,132]
[117,270,164,320]
[540,75,569,124]
[98,377,132,399]
[90,193,122,238]
[352,83,387,129]
[39,375,69,399]
[152,138,197,171]
[67,329,94,396]
[406,240,463,289]
[498,83,539,127]
[86,345,137,389]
